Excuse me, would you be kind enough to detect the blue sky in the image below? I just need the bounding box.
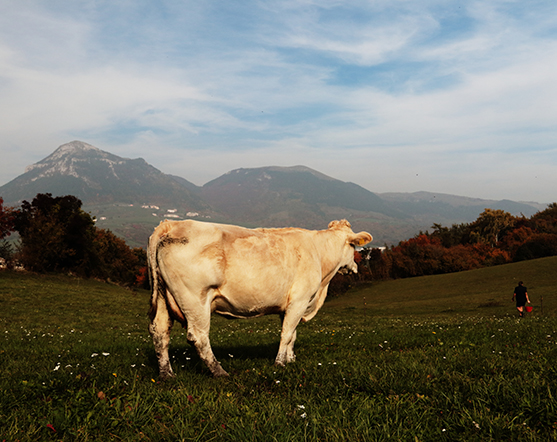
[1,0,556,203]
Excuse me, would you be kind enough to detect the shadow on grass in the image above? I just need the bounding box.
[146,342,279,377]
[213,342,278,361]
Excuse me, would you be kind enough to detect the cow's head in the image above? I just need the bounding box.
[328,220,373,273]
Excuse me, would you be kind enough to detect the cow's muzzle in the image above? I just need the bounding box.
[338,263,358,275]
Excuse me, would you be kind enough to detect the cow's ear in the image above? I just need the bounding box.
[349,232,372,247]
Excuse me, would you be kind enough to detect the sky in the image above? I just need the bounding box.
[1,0,556,203]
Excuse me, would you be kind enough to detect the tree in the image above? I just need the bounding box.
[0,197,15,265]
[386,234,445,278]
[514,233,557,261]
[469,209,515,246]
[13,194,96,273]
[11,193,148,285]
[0,197,15,240]
[90,228,146,286]
[529,203,557,234]
[430,222,471,247]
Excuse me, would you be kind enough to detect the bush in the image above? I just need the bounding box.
[514,233,557,262]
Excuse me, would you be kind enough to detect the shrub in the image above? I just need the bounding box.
[514,233,557,262]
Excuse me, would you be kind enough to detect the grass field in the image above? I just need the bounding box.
[1,257,557,441]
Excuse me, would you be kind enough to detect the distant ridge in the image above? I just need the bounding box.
[0,141,549,247]
[379,191,545,224]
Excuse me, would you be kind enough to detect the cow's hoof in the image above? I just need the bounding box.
[212,368,229,378]
[210,362,229,378]
[160,371,176,381]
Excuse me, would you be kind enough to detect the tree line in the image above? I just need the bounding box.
[329,204,557,295]
[0,194,148,287]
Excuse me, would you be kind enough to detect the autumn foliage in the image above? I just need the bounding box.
[330,204,557,295]
[375,205,557,279]
[3,194,146,286]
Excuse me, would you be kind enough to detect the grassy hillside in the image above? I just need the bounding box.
[1,259,557,441]
[326,255,557,318]
[3,256,554,328]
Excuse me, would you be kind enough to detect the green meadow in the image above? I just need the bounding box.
[1,257,557,441]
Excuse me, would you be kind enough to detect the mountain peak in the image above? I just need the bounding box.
[1,140,205,209]
[220,165,337,183]
[266,165,337,181]
[50,140,104,158]
[24,141,120,174]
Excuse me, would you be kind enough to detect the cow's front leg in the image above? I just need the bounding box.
[275,311,302,366]
[286,329,297,362]
[149,293,175,380]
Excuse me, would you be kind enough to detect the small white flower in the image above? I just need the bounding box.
[91,353,98,357]
[297,405,305,409]
[300,412,307,419]
[53,363,61,371]
[228,354,234,358]
[102,352,110,356]
[275,380,280,384]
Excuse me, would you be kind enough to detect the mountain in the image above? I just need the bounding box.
[0,141,207,210]
[0,141,549,247]
[379,191,544,223]
[200,166,406,229]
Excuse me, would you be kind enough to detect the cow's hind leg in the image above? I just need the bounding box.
[149,293,175,380]
[186,307,229,378]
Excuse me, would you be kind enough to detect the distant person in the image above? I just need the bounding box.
[512,281,530,318]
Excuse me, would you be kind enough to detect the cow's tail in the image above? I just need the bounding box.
[147,220,173,320]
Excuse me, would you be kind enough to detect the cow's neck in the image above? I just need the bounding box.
[316,230,346,283]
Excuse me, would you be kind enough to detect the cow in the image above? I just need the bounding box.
[148,219,372,378]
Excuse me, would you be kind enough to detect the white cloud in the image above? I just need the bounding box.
[0,0,556,203]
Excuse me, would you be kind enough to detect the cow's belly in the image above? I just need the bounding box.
[211,297,284,318]
[210,280,291,319]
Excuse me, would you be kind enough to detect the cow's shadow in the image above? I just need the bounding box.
[213,342,279,361]
[147,341,280,376]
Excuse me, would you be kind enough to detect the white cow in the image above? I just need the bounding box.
[148,219,372,377]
